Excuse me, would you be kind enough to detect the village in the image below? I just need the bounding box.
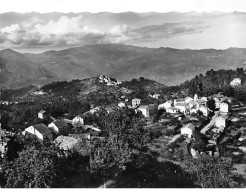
[1,79,246,161]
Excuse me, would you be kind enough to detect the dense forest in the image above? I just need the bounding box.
[164,68,246,102]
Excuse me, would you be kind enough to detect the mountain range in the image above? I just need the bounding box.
[1,44,246,89]
[1,11,246,53]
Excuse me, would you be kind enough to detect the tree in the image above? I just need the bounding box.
[153,108,165,122]
[89,135,133,181]
[206,98,216,111]
[185,155,238,188]
[1,144,64,188]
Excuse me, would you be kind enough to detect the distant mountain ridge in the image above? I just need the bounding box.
[1,44,246,89]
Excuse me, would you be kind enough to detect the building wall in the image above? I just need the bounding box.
[48,123,59,133]
[220,103,229,113]
[175,105,186,113]
[181,127,193,138]
[24,126,44,140]
[199,107,208,116]
[38,113,44,119]
[215,118,226,128]
[138,108,150,118]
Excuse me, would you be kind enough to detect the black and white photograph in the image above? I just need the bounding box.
[1,0,246,189]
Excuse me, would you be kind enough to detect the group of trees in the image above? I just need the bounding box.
[0,98,90,131]
[0,108,151,188]
[179,68,246,102]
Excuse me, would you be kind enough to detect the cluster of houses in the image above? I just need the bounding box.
[22,107,103,142]
[158,94,210,116]
[98,75,122,86]
[230,77,242,87]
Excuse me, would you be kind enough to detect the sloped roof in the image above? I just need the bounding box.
[33,123,52,135]
[53,120,68,129]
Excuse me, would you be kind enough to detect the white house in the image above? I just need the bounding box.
[166,107,178,114]
[215,116,227,128]
[175,103,188,114]
[152,94,161,99]
[174,99,185,106]
[230,78,241,86]
[181,123,195,138]
[137,105,150,118]
[158,100,172,110]
[48,120,68,134]
[219,102,229,113]
[72,115,84,126]
[22,123,53,141]
[199,105,209,117]
[118,102,126,108]
[132,98,141,107]
[38,110,46,119]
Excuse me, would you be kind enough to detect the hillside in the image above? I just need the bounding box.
[1,75,166,104]
[0,49,56,89]
[1,45,246,88]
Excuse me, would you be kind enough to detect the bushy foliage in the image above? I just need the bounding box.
[185,154,238,188]
[1,144,64,188]
[180,68,246,101]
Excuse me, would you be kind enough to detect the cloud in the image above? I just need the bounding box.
[0,24,20,33]
[0,15,131,48]
[130,22,209,43]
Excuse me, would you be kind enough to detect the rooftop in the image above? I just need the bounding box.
[33,123,52,135]
[52,120,68,129]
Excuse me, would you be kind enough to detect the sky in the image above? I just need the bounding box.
[0,0,246,53]
[0,0,246,13]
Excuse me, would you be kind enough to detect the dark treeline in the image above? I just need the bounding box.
[169,68,246,102]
